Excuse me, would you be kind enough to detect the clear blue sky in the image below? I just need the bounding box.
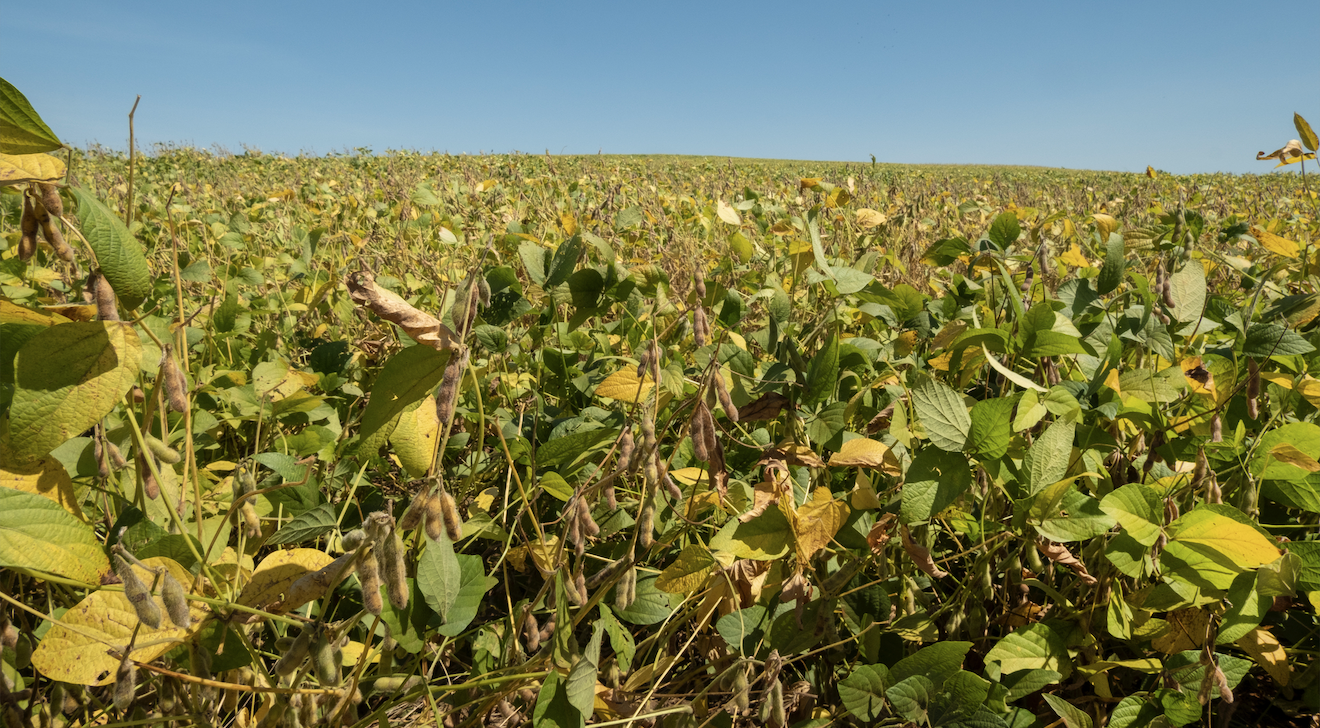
[6,1,1316,174]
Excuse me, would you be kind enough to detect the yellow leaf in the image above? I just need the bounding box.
[1093,213,1119,239]
[266,188,296,201]
[30,557,204,685]
[798,177,822,191]
[339,640,380,666]
[850,470,884,510]
[560,212,578,235]
[1296,376,1320,408]
[1270,443,1320,472]
[595,368,655,403]
[716,200,741,225]
[526,535,562,575]
[793,487,849,560]
[828,438,902,475]
[855,208,887,228]
[1146,166,1157,179]
[656,544,716,594]
[1151,608,1208,654]
[771,219,797,236]
[1237,628,1290,686]
[825,187,851,209]
[477,179,498,192]
[1058,244,1091,268]
[668,467,709,488]
[1251,225,1299,258]
[1260,372,1294,390]
[0,299,70,326]
[1102,368,1123,395]
[0,455,85,521]
[775,441,826,469]
[237,548,336,608]
[389,395,439,477]
[0,153,66,186]
[893,330,917,357]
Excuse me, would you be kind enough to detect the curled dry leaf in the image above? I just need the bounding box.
[866,513,898,556]
[828,437,902,476]
[1257,139,1316,167]
[739,392,789,422]
[1036,540,1097,584]
[347,270,459,351]
[900,525,948,579]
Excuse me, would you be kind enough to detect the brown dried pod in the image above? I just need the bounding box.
[566,509,584,556]
[38,183,63,218]
[113,654,136,712]
[635,343,654,381]
[438,490,462,542]
[90,271,120,321]
[106,440,128,470]
[274,626,315,677]
[618,429,638,474]
[1193,447,1208,489]
[637,497,655,549]
[615,567,637,611]
[604,481,618,511]
[160,347,189,413]
[1211,413,1223,442]
[423,494,445,541]
[38,209,75,264]
[694,275,706,299]
[899,525,948,579]
[18,195,38,261]
[160,572,191,629]
[1162,275,1177,309]
[1019,264,1034,293]
[0,618,15,651]
[358,547,384,615]
[640,411,657,459]
[577,497,600,538]
[664,473,683,501]
[712,371,739,422]
[585,552,633,590]
[113,554,162,628]
[690,401,712,462]
[693,305,710,346]
[399,495,426,531]
[1213,663,1233,703]
[742,392,790,423]
[575,571,588,605]
[435,347,470,425]
[379,529,409,609]
[521,607,540,653]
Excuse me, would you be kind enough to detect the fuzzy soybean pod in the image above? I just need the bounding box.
[145,435,182,465]
[160,571,191,629]
[379,528,409,609]
[422,494,446,541]
[311,632,339,687]
[18,194,37,261]
[434,348,470,426]
[437,490,462,542]
[113,554,161,629]
[35,198,75,264]
[274,626,315,677]
[113,654,136,712]
[160,346,189,413]
[38,183,63,218]
[712,371,739,423]
[358,546,384,615]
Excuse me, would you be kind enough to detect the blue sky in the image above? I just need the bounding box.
[6,1,1316,174]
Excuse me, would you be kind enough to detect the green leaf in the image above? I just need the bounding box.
[890,641,972,687]
[988,212,1021,249]
[1100,484,1163,546]
[1020,303,1086,358]
[886,675,934,723]
[416,530,462,620]
[536,426,619,470]
[6,322,142,463]
[565,652,597,716]
[518,241,549,286]
[532,670,584,728]
[655,544,715,594]
[807,210,834,279]
[1097,233,1125,295]
[0,77,61,154]
[901,448,972,524]
[969,397,1014,460]
[710,507,793,560]
[614,575,681,625]
[71,188,152,310]
[1297,113,1319,152]
[378,579,432,654]
[912,380,972,452]
[1036,489,1115,542]
[266,503,338,545]
[984,623,1071,680]
[1161,505,1281,591]
[0,488,108,583]
[356,345,451,452]
[728,231,753,263]
[802,334,839,407]
[1022,419,1074,495]
[1243,322,1315,358]
[545,235,583,288]
[436,555,495,636]
[929,671,992,726]
[1042,693,1093,728]
[598,604,635,673]
[838,664,889,722]
[1168,260,1206,323]
[715,605,769,656]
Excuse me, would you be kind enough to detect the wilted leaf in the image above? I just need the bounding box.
[794,487,849,560]
[347,270,459,351]
[855,208,887,228]
[716,200,741,225]
[828,437,901,474]
[656,544,715,594]
[1236,627,1290,686]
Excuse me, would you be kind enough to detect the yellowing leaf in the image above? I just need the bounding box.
[655,544,715,594]
[668,467,709,488]
[1146,166,1157,179]
[893,330,917,357]
[1296,376,1320,408]
[855,208,887,228]
[1269,443,1320,473]
[595,368,655,403]
[793,487,849,560]
[826,187,851,209]
[389,395,439,477]
[1237,628,1290,686]
[31,557,204,685]
[0,152,65,185]
[237,548,336,608]
[1151,608,1208,654]
[799,177,822,191]
[1092,213,1118,240]
[1251,225,1299,258]
[0,455,85,520]
[828,437,901,475]
[1163,507,1281,590]
[716,200,741,225]
[560,212,579,235]
[1058,244,1091,268]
